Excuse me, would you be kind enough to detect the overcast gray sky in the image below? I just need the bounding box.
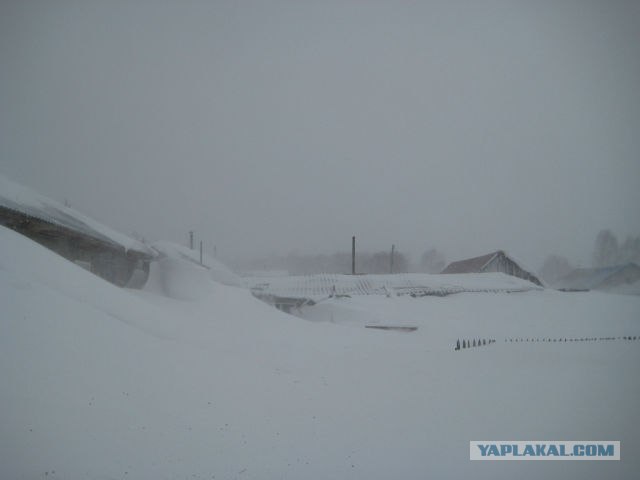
[1,0,639,269]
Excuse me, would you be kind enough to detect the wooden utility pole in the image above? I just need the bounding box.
[390,244,395,274]
[352,236,356,275]
[189,231,194,250]
[199,240,203,265]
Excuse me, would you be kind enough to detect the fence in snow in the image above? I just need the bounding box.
[454,335,639,351]
[455,338,496,350]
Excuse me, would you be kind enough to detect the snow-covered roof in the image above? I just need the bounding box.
[441,251,499,274]
[247,272,542,302]
[441,250,543,286]
[0,174,155,256]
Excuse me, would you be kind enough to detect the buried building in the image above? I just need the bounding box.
[553,263,640,294]
[441,250,544,287]
[0,174,155,287]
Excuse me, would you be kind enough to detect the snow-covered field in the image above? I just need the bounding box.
[1,224,639,479]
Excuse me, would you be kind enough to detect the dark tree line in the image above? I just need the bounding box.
[237,250,410,275]
[236,246,449,275]
[539,229,640,284]
[592,229,640,268]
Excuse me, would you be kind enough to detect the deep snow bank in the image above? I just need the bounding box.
[143,252,214,301]
[151,240,244,288]
[0,225,176,339]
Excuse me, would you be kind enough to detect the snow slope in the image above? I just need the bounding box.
[1,224,639,479]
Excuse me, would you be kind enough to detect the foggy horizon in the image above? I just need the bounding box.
[2,0,639,271]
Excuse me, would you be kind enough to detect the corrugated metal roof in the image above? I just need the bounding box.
[246,272,542,302]
[440,250,543,286]
[440,251,500,274]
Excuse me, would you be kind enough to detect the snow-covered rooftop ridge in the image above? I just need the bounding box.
[495,249,545,285]
[442,249,544,287]
[0,173,154,255]
[247,272,542,301]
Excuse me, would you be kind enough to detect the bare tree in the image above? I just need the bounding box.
[593,229,619,267]
[420,248,446,273]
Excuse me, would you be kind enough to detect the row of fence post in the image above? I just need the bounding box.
[455,335,639,350]
[455,338,495,350]
[505,336,639,343]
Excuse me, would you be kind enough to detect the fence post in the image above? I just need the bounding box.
[352,236,356,275]
[390,244,395,274]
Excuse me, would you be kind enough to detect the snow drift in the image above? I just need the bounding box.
[2,224,640,479]
[150,240,244,289]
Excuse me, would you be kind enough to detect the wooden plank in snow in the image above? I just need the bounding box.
[365,325,418,332]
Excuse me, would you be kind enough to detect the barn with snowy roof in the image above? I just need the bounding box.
[0,175,155,287]
[440,250,543,286]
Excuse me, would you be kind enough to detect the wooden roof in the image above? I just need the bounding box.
[440,251,503,274]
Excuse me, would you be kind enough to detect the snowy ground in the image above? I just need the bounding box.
[1,225,639,479]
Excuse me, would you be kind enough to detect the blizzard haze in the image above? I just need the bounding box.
[1,0,639,267]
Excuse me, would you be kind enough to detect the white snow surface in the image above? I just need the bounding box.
[0,173,154,255]
[1,224,640,479]
[150,240,244,289]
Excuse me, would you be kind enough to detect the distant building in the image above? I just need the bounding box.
[554,263,640,293]
[441,250,543,286]
[0,175,155,287]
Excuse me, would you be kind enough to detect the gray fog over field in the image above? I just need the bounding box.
[1,0,639,269]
